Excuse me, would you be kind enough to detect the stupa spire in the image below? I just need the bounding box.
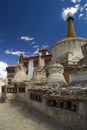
[67,12,76,37]
[19,52,24,63]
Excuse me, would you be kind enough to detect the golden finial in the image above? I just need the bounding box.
[67,12,76,37]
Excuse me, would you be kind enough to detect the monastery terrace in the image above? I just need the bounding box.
[0,13,87,130]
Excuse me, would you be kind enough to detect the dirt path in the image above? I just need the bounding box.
[0,101,61,130]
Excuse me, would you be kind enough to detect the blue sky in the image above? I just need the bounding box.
[0,0,87,78]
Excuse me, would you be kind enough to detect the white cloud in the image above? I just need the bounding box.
[33,45,39,48]
[85,8,87,12]
[61,0,81,3]
[80,6,84,12]
[31,41,35,45]
[0,61,8,79]
[5,50,23,56]
[61,4,80,20]
[79,13,84,18]
[77,3,87,20]
[80,4,87,12]
[20,36,34,41]
[42,44,49,48]
[71,0,81,3]
[84,4,87,8]
[33,50,38,55]
[32,48,40,55]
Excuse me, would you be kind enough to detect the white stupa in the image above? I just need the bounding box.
[12,63,29,82]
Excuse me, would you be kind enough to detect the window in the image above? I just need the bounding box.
[41,51,46,56]
[47,99,57,107]
[34,61,38,67]
[2,87,5,92]
[18,88,25,93]
[7,88,17,93]
[8,79,11,84]
[30,94,42,102]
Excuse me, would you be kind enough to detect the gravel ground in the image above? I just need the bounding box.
[0,101,61,130]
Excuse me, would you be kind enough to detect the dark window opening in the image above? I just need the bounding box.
[72,104,77,112]
[67,101,72,109]
[2,87,5,92]
[47,100,57,107]
[8,79,11,84]
[41,51,46,56]
[18,88,25,93]
[30,94,42,102]
[34,61,38,67]
[60,102,63,108]
[7,88,17,93]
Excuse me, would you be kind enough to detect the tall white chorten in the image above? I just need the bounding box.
[51,13,87,83]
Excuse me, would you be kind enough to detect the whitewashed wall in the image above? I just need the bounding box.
[51,37,87,64]
[28,59,45,80]
[0,81,5,97]
[41,59,45,67]
[28,60,34,80]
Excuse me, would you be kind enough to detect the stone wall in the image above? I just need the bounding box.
[16,92,26,103]
[15,92,87,130]
[85,101,87,129]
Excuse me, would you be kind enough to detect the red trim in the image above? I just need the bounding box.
[64,65,76,69]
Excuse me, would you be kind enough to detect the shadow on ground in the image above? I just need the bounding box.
[9,100,62,130]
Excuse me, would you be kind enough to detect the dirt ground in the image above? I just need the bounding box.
[0,101,61,130]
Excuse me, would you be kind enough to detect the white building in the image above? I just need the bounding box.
[51,14,87,83]
[0,79,6,98]
[6,49,52,82]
